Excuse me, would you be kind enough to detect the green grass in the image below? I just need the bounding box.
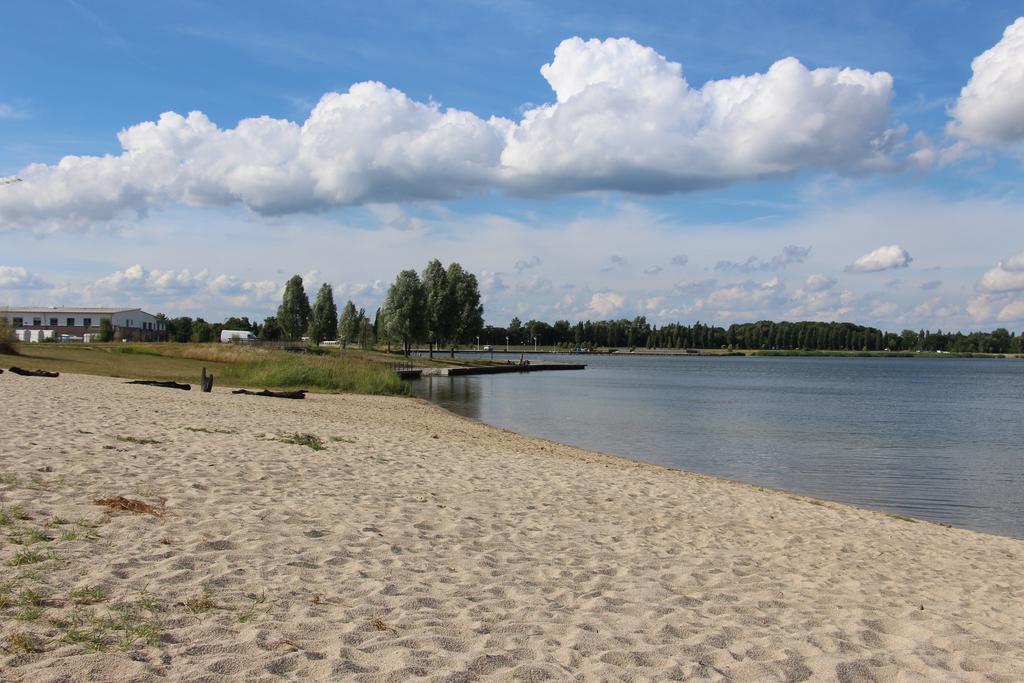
[221,354,410,395]
[69,586,106,605]
[111,346,162,356]
[0,343,412,395]
[888,513,919,523]
[115,436,161,445]
[276,433,326,451]
[184,426,236,434]
[7,631,43,653]
[10,548,45,566]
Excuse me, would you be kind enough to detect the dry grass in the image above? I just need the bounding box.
[94,497,164,517]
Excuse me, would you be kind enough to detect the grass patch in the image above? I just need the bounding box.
[10,548,45,566]
[115,436,161,445]
[0,471,18,486]
[7,631,43,654]
[888,513,918,523]
[184,588,217,614]
[276,433,326,451]
[61,526,99,542]
[7,504,30,520]
[46,516,69,527]
[1,342,414,396]
[111,346,163,356]
[26,529,52,544]
[222,354,411,395]
[69,585,106,605]
[184,426,236,434]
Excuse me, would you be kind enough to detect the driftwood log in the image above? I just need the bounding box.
[126,379,191,390]
[9,367,59,377]
[232,388,307,399]
[200,367,214,393]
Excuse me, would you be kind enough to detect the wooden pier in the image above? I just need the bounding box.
[397,362,585,379]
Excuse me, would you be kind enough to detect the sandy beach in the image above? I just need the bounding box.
[1,372,1023,681]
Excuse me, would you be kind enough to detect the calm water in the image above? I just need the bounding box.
[412,354,1024,538]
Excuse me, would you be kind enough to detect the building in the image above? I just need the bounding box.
[0,307,166,342]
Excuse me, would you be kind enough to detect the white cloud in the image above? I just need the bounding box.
[978,257,1024,292]
[583,291,627,317]
[670,254,689,266]
[643,266,662,275]
[0,37,902,232]
[700,277,785,314]
[502,38,899,194]
[0,266,49,289]
[949,18,1024,146]
[997,298,1024,321]
[847,244,912,272]
[803,273,837,292]
[715,245,810,273]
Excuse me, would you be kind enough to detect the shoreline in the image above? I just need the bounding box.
[412,394,1018,542]
[2,372,1023,680]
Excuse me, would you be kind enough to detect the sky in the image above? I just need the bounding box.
[1,1,1023,332]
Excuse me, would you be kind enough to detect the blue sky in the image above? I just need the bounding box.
[2,1,1023,330]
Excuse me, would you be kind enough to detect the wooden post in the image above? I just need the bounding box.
[200,367,214,392]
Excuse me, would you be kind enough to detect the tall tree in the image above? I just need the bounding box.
[446,262,484,344]
[383,269,426,354]
[338,300,359,348]
[309,283,338,345]
[422,259,455,345]
[260,316,282,341]
[277,275,311,341]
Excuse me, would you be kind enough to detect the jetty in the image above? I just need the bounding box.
[396,362,585,380]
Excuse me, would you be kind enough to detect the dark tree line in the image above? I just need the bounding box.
[478,317,1024,354]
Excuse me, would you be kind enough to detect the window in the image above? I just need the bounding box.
[32,318,41,326]
[67,318,75,326]
[83,318,92,327]
[12,317,22,327]
[49,318,58,326]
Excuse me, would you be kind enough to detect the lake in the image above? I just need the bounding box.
[412,353,1024,538]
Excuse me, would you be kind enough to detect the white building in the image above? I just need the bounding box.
[0,306,166,342]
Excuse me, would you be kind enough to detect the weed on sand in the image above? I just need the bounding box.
[276,433,326,451]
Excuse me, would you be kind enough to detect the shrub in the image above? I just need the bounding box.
[0,317,19,355]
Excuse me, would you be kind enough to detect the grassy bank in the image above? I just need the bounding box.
[0,343,410,395]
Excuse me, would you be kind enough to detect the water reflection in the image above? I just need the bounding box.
[412,354,1024,538]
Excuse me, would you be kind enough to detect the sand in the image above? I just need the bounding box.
[1,372,1022,682]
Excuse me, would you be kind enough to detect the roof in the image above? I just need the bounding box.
[0,307,144,314]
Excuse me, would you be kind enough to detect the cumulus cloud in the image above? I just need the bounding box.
[0,37,903,232]
[715,245,810,273]
[0,266,50,289]
[978,254,1024,292]
[670,254,689,266]
[949,18,1024,146]
[803,273,836,292]
[847,244,912,272]
[81,264,278,311]
[920,279,942,291]
[699,277,785,314]
[502,38,899,194]
[583,291,627,317]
